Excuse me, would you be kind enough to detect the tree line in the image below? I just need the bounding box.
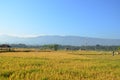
[9,44,120,51]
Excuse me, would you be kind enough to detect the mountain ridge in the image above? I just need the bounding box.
[0,35,120,46]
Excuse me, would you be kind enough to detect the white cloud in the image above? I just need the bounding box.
[0,33,43,38]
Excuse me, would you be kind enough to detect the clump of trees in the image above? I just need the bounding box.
[41,44,59,51]
[117,47,120,54]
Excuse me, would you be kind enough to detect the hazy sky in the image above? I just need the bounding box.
[0,0,120,39]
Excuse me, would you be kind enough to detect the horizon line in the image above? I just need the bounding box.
[0,34,120,40]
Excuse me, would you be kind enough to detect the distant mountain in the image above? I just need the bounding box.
[0,35,120,46]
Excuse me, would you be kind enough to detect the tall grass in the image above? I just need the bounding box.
[0,51,120,80]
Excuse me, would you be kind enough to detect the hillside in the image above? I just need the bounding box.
[0,35,120,46]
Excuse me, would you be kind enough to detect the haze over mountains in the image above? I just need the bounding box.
[0,35,120,46]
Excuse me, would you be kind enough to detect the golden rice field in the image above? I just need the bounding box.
[0,50,120,80]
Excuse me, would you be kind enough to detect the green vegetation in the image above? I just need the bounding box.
[10,44,120,51]
[0,51,120,80]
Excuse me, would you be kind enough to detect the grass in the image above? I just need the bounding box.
[0,50,120,80]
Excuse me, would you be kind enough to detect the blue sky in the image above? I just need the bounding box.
[0,0,120,39]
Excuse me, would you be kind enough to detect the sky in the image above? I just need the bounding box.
[0,0,120,39]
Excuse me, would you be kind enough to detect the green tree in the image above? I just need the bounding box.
[53,44,59,51]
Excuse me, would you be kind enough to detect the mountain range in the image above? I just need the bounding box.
[0,35,120,46]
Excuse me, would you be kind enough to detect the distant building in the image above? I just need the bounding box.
[0,44,11,51]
